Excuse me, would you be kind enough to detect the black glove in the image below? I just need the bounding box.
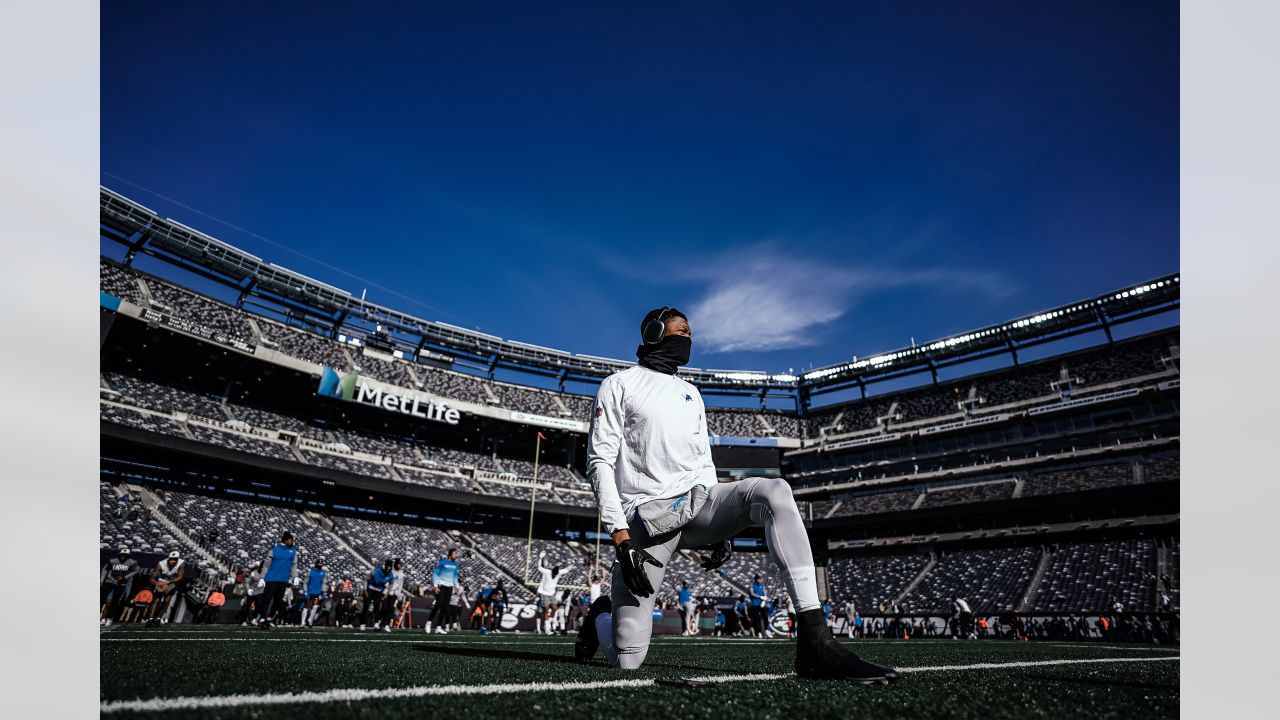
[699,540,732,571]
[615,539,663,597]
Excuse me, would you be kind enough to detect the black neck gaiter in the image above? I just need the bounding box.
[636,335,692,375]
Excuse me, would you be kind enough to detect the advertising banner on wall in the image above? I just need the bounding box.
[317,366,463,426]
[509,410,586,433]
[140,306,254,353]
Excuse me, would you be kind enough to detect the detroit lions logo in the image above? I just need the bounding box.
[683,393,692,402]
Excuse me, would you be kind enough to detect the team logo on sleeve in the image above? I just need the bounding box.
[684,394,692,402]
[595,406,602,417]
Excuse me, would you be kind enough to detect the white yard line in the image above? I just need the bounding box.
[100,656,1178,714]
[1040,642,1180,652]
[895,656,1180,672]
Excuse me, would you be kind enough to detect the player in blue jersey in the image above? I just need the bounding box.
[381,558,406,631]
[258,532,297,629]
[734,594,750,637]
[426,547,460,634]
[678,580,695,636]
[487,580,508,632]
[749,574,767,637]
[302,559,327,627]
[473,585,492,630]
[361,559,393,630]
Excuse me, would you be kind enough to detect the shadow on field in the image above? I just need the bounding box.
[413,644,718,673]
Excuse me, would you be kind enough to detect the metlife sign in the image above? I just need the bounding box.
[317,367,461,425]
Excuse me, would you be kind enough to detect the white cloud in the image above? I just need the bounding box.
[685,246,1012,353]
[687,259,846,353]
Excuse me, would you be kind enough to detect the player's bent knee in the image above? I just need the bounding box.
[765,476,794,499]
[751,477,796,522]
[612,612,652,669]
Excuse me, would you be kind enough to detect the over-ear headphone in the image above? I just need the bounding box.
[642,306,674,345]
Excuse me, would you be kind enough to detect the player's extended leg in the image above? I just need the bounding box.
[603,526,679,670]
[100,585,113,621]
[679,477,817,606]
[679,477,899,684]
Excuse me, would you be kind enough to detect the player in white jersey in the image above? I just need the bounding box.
[535,551,561,635]
[575,307,897,683]
[843,597,857,639]
[147,551,186,626]
[588,574,603,603]
[384,558,406,632]
[553,590,570,635]
[952,596,974,639]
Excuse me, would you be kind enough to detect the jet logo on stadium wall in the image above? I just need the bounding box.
[318,366,461,425]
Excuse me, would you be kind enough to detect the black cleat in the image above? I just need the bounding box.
[575,595,612,663]
[794,609,899,684]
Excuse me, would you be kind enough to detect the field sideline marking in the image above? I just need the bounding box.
[102,638,577,645]
[102,628,1173,649]
[100,656,1178,714]
[1039,645,1177,650]
[895,656,1179,672]
[96,636,836,644]
[100,638,828,646]
[100,636,1183,651]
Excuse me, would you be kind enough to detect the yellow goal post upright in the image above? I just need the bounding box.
[522,431,541,585]
[518,430,596,593]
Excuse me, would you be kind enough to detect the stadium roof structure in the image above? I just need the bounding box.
[100,186,1178,400]
[797,274,1179,400]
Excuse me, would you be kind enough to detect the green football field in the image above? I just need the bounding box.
[100,625,1179,719]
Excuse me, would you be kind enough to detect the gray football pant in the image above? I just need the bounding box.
[608,476,817,670]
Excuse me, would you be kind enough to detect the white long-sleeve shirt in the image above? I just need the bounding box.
[586,365,717,533]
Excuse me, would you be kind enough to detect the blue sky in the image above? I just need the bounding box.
[101,1,1178,377]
